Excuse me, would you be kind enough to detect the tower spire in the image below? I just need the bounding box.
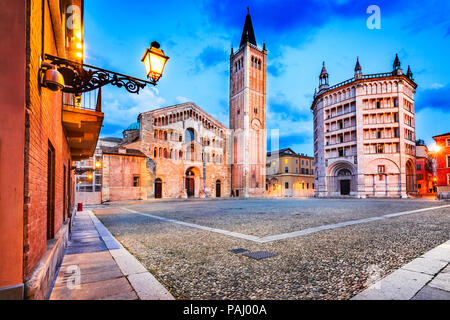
[319,61,329,89]
[240,8,257,47]
[354,57,362,72]
[406,65,413,79]
[393,53,401,70]
[354,56,362,79]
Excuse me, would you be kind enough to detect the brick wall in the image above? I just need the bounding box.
[23,0,74,279]
[102,153,150,202]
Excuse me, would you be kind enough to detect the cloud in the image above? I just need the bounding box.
[267,62,287,77]
[175,96,191,104]
[415,84,450,112]
[415,108,450,144]
[195,45,228,71]
[101,86,166,129]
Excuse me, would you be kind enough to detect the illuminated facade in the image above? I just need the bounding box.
[312,55,417,198]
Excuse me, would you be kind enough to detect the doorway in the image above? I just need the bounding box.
[340,180,350,195]
[47,143,55,240]
[155,178,162,199]
[216,180,221,198]
[186,169,195,197]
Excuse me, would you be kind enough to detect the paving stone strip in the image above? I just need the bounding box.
[121,204,450,244]
[49,211,174,300]
[352,240,450,300]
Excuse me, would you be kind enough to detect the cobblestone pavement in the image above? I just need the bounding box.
[49,211,173,300]
[93,198,450,300]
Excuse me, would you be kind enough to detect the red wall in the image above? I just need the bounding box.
[22,0,74,278]
[434,135,450,186]
[0,0,26,289]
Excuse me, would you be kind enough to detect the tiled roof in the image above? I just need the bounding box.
[100,146,146,157]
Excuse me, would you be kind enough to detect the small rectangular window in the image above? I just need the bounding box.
[285,182,289,189]
[378,165,385,173]
[133,175,140,187]
[285,167,289,173]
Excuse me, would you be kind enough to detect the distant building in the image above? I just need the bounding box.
[311,55,417,197]
[266,148,315,197]
[74,137,148,204]
[432,132,450,199]
[415,142,434,196]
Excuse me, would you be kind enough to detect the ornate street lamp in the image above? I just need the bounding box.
[141,41,170,84]
[40,41,169,94]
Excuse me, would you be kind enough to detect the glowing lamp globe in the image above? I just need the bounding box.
[142,41,169,83]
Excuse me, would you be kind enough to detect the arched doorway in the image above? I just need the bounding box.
[406,160,415,194]
[216,180,221,198]
[186,169,195,197]
[328,161,356,196]
[155,178,162,199]
[337,169,352,195]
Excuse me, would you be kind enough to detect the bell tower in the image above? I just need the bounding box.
[229,8,267,197]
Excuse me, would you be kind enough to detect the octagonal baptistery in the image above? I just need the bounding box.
[311,56,418,198]
[125,102,232,199]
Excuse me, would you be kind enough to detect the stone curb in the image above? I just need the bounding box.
[87,211,175,300]
[352,240,450,300]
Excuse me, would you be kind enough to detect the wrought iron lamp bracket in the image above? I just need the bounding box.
[43,54,155,94]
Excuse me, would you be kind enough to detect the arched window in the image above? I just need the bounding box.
[164,131,168,141]
[153,147,157,158]
[337,169,352,176]
[185,128,195,143]
[179,150,183,159]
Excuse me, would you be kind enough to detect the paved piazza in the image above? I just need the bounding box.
[92,198,450,300]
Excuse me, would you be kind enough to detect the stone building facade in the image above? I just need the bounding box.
[312,55,417,198]
[101,146,150,202]
[121,103,232,199]
[266,149,315,197]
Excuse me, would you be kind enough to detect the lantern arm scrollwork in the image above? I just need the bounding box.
[43,54,156,94]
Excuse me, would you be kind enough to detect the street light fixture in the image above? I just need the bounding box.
[95,161,102,169]
[142,41,170,84]
[40,41,169,94]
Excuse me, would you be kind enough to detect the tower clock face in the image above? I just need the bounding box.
[251,118,261,131]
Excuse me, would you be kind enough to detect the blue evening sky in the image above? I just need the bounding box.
[84,0,450,156]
